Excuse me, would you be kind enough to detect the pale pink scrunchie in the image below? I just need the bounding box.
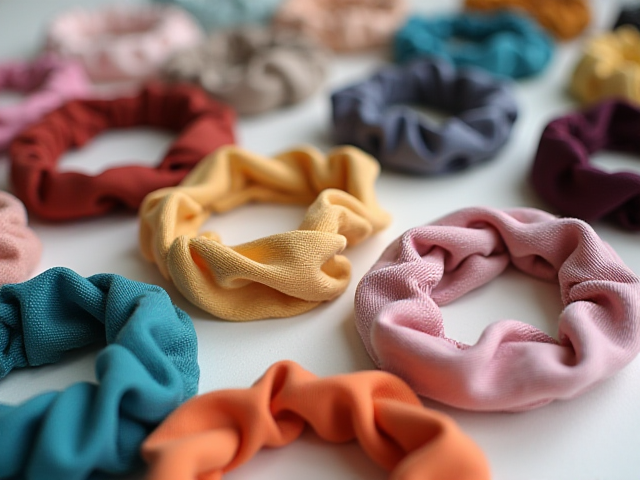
[45,5,204,82]
[355,207,640,412]
[0,56,88,152]
[0,192,41,284]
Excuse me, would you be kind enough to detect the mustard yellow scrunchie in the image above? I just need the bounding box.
[571,26,640,105]
[139,145,391,321]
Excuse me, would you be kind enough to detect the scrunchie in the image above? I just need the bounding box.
[0,267,199,480]
[531,100,640,231]
[45,5,203,82]
[142,360,490,480]
[0,192,41,284]
[163,27,329,115]
[355,207,640,412]
[394,12,553,79]
[0,55,88,152]
[139,145,391,322]
[273,0,408,52]
[10,82,236,221]
[614,5,640,31]
[464,0,591,40]
[331,57,518,175]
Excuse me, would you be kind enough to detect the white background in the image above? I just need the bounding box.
[1,0,639,479]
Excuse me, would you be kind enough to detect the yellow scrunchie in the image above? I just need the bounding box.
[139,145,391,321]
[571,26,640,105]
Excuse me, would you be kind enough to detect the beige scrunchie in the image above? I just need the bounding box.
[273,0,408,52]
[162,27,328,115]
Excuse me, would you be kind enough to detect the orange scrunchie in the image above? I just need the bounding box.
[142,361,491,480]
[464,0,590,40]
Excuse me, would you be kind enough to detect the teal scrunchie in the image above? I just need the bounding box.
[0,267,199,480]
[394,12,553,79]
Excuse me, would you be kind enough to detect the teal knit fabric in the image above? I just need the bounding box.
[0,267,199,480]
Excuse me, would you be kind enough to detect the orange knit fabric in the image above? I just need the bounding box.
[142,361,490,480]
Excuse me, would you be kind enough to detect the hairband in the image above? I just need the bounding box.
[531,100,640,231]
[273,0,408,52]
[10,82,236,221]
[0,267,199,480]
[394,12,553,79]
[142,360,490,480]
[614,5,640,31]
[571,26,640,106]
[0,192,41,284]
[331,57,518,175]
[0,56,88,152]
[139,145,391,322]
[163,27,329,115]
[45,5,203,82]
[464,0,591,40]
[355,207,640,412]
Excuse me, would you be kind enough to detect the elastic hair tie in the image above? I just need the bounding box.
[0,192,41,284]
[10,82,236,221]
[45,5,203,82]
[0,267,199,480]
[464,0,591,40]
[139,145,391,322]
[273,0,408,52]
[163,27,329,115]
[531,100,640,230]
[0,55,88,152]
[394,12,553,79]
[331,57,518,175]
[355,207,640,412]
[614,5,640,31]
[142,360,490,480]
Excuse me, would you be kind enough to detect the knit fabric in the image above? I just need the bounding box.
[142,360,490,480]
[139,145,391,321]
[394,12,553,79]
[0,267,199,480]
[331,57,518,175]
[531,99,640,231]
[354,207,640,412]
[163,26,329,115]
[10,82,236,221]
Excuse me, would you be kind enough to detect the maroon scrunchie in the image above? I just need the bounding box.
[531,99,640,231]
[10,83,236,221]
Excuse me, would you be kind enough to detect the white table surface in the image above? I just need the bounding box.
[1,1,639,479]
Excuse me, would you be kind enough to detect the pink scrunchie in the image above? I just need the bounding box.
[46,5,203,82]
[355,207,640,412]
[0,56,88,152]
[0,192,41,284]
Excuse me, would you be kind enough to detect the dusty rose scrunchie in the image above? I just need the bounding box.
[0,192,41,284]
[45,5,203,82]
[0,56,88,152]
[355,207,640,412]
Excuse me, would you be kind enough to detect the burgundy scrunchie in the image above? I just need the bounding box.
[531,99,640,231]
[10,83,236,221]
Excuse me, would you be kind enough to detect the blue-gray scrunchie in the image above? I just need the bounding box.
[0,267,199,480]
[394,11,553,79]
[331,57,518,175]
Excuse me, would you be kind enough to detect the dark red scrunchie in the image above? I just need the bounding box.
[531,99,640,231]
[9,83,236,221]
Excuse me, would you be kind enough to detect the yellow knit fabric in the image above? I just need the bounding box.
[571,26,640,105]
[139,145,391,321]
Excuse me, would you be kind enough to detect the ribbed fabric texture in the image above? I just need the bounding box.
[139,145,391,321]
[0,267,199,480]
[142,360,490,480]
[354,207,640,412]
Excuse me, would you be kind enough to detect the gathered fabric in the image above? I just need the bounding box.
[10,82,236,221]
[0,192,41,284]
[355,207,640,412]
[139,145,391,321]
[0,267,200,480]
[142,360,490,480]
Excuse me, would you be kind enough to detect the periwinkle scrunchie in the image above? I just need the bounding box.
[331,57,518,175]
[355,207,640,412]
[0,267,199,480]
[163,27,329,115]
[394,12,553,79]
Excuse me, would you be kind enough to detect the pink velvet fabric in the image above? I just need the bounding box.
[355,207,640,412]
[0,192,41,284]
